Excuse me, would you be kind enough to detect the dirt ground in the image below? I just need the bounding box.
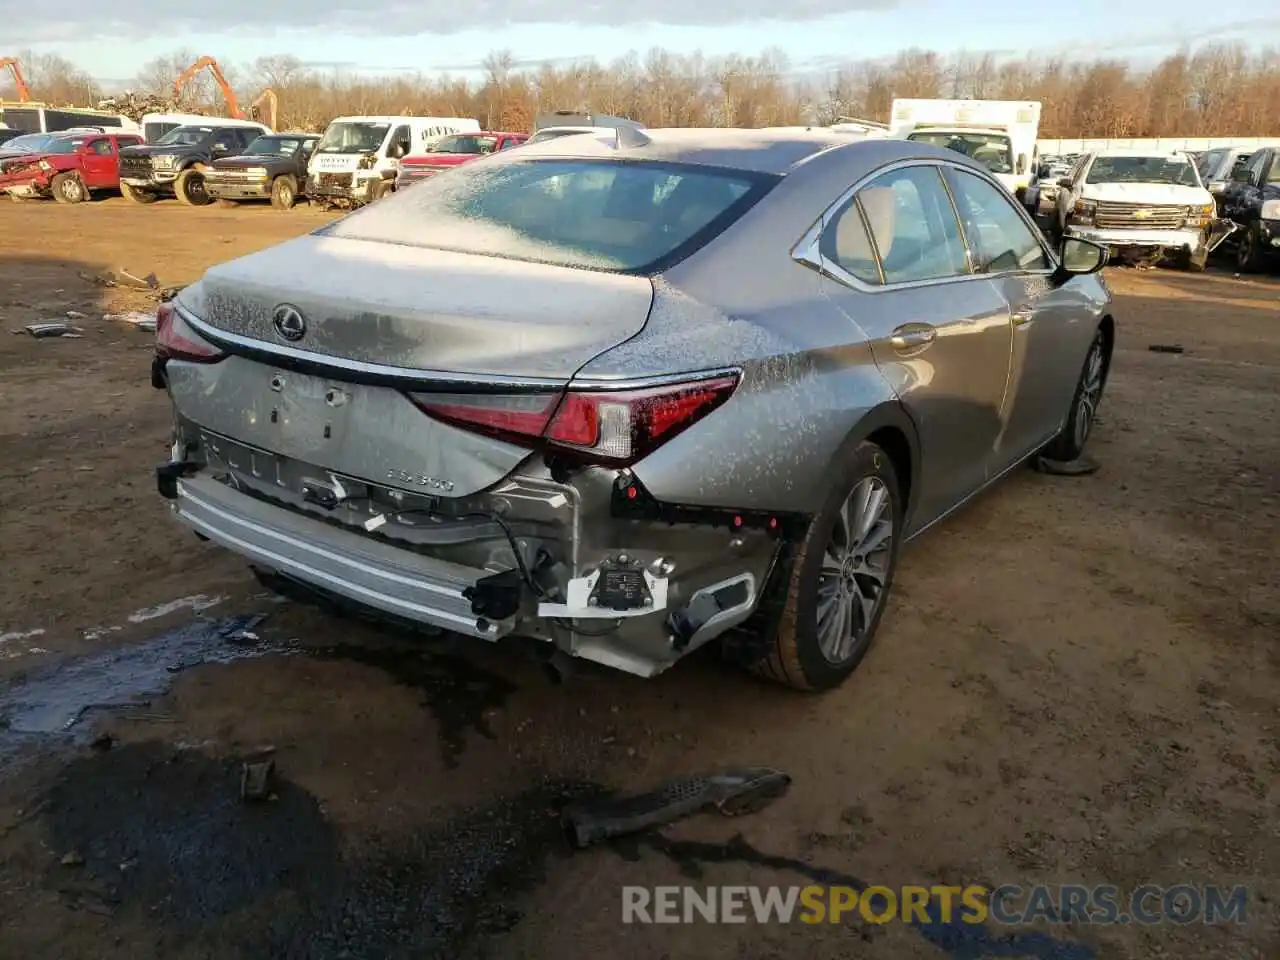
[0,197,1277,960]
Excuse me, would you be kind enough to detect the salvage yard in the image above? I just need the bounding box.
[0,199,1277,959]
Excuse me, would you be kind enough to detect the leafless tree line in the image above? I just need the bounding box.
[5,44,1280,137]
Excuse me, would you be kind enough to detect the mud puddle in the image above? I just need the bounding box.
[0,614,288,757]
[32,740,601,958]
[314,642,519,769]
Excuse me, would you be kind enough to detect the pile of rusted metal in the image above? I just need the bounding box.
[95,92,181,121]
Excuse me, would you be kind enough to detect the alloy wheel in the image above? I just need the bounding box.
[816,476,894,664]
[60,178,83,202]
[1074,333,1105,449]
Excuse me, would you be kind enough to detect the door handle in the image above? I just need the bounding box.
[889,325,936,351]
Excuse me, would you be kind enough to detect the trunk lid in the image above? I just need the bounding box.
[182,232,656,380]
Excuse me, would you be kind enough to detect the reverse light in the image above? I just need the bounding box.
[410,373,741,466]
[154,303,227,364]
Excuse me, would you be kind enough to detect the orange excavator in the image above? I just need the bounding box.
[173,55,241,118]
[1,56,32,102]
[246,88,277,129]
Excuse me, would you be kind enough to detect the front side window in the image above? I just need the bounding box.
[89,139,114,156]
[945,169,1048,274]
[323,158,774,273]
[848,165,969,284]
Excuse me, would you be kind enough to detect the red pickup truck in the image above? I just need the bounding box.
[1,131,144,203]
[395,131,528,190]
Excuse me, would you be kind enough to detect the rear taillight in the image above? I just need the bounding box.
[410,373,739,465]
[155,302,226,364]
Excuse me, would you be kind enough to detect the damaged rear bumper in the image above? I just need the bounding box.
[160,423,792,678]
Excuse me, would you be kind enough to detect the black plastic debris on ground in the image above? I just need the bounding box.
[0,614,288,741]
[564,767,791,848]
[37,742,603,959]
[1033,454,1101,477]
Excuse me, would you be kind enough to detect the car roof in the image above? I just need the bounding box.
[513,126,932,175]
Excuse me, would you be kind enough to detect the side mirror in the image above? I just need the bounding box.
[1057,237,1107,276]
[388,144,405,159]
[1057,177,1073,189]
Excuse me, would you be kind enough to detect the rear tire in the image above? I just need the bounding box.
[51,173,87,204]
[270,174,298,210]
[175,167,211,206]
[119,181,157,204]
[1042,325,1109,462]
[748,441,902,692]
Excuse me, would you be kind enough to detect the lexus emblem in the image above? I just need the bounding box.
[272,304,306,341]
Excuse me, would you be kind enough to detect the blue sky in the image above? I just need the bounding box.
[11,2,1280,85]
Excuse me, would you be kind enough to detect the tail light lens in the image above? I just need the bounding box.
[410,373,739,466]
[155,303,226,364]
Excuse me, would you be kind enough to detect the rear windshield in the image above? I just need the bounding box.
[323,158,775,273]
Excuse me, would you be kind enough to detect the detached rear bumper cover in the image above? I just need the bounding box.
[173,473,507,640]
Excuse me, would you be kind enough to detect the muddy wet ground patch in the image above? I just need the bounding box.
[17,740,604,960]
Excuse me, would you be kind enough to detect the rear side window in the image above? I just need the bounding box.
[857,166,968,284]
[325,158,776,273]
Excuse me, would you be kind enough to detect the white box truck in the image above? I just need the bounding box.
[890,99,1042,201]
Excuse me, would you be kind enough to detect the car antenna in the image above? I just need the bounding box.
[616,126,651,150]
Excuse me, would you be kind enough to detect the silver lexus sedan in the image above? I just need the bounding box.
[153,128,1114,691]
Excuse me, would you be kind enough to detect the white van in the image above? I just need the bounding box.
[308,115,481,205]
[139,112,272,144]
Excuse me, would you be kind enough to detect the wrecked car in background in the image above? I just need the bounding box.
[1216,145,1280,273]
[203,132,320,210]
[1,131,144,203]
[306,115,480,207]
[118,120,271,205]
[1050,148,1234,270]
[152,129,1114,691]
[395,131,528,190]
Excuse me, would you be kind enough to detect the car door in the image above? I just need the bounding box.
[80,137,116,188]
[813,161,1014,530]
[943,164,1084,471]
[1055,154,1089,232]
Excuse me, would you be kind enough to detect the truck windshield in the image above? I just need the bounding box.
[43,138,87,154]
[907,132,1014,174]
[1086,157,1198,186]
[322,157,775,274]
[316,122,389,154]
[429,134,497,155]
[1,133,58,153]
[245,136,304,156]
[155,127,214,147]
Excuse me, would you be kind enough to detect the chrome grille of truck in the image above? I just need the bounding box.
[119,155,153,177]
[1094,202,1188,230]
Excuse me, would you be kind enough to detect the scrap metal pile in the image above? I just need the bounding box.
[95,92,182,122]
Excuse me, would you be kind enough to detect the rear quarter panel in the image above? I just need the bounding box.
[575,146,913,515]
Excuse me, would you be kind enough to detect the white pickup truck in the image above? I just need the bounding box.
[1050,148,1235,270]
[889,98,1041,201]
